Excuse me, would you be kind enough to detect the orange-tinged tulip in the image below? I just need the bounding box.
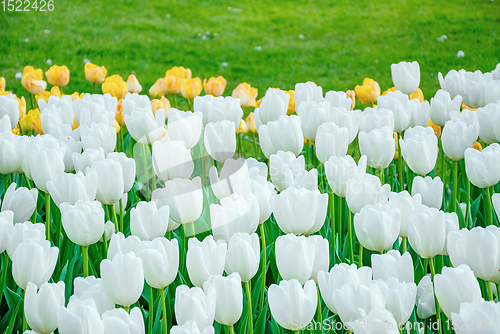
[410,88,424,102]
[382,87,397,96]
[116,100,125,126]
[245,112,257,134]
[0,77,5,92]
[162,75,184,95]
[355,78,380,104]
[286,90,296,114]
[127,74,142,93]
[232,83,258,107]
[36,91,51,103]
[203,76,227,96]
[427,119,441,138]
[151,96,171,118]
[12,126,19,135]
[85,62,107,84]
[472,141,482,151]
[462,103,476,111]
[102,75,127,100]
[149,78,165,98]
[21,66,46,95]
[346,90,356,110]
[51,86,62,97]
[16,95,26,118]
[33,116,43,134]
[393,131,399,159]
[180,77,203,100]
[236,119,247,134]
[45,65,70,87]
[255,97,262,108]
[165,66,192,79]
[70,92,84,100]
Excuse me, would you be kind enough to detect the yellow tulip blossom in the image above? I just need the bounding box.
[51,86,62,97]
[114,119,121,133]
[85,62,107,84]
[203,76,227,96]
[36,91,51,103]
[355,78,380,104]
[0,77,5,92]
[45,65,70,87]
[115,100,125,126]
[149,78,165,98]
[151,96,171,118]
[165,66,192,79]
[102,75,128,100]
[393,131,399,159]
[382,87,397,96]
[346,90,356,110]
[19,108,40,133]
[127,74,142,93]
[473,141,482,151]
[427,119,441,138]
[12,126,19,136]
[236,119,247,134]
[162,75,184,95]
[245,112,257,134]
[286,90,295,114]
[33,116,43,135]
[410,88,424,102]
[21,66,47,95]
[232,83,258,107]
[70,92,84,100]
[255,97,262,108]
[180,78,203,100]
[16,95,26,118]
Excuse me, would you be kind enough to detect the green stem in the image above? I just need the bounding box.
[161,288,168,334]
[252,133,259,158]
[119,125,124,152]
[359,244,363,267]
[259,222,267,312]
[316,284,323,334]
[94,82,97,94]
[347,208,354,265]
[487,281,494,301]
[244,281,254,334]
[124,306,130,313]
[228,325,235,334]
[329,190,335,256]
[149,285,154,334]
[465,175,471,228]
[119,198,124,233]
[108,204,119,233]
[2,174,7,197]
[294,331,301,334]
[402,237,407,253]
[450,160,458,214]
[485,187,494,226]
[379,168,385,185]
[45,193,51,243]
[23,289,28,331]
[82,246,89,277]
[0,253,8,304]
[103,237,108,258]
[429,258,443,334]
[142,143,150,200]
[398,133,404,191]
[337,196,343,251]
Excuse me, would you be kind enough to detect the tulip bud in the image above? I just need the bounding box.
[180,78,203,100]
[224,233,260,282]
[85,62,107,84]
[354,203,401,252]
[102,75,128,100]
[73,276,114,315]
[45,65,70,87]
[60,200,104,246]
[294,81,323,110]
[258,115,304,158]
[0,76,5,92]
[203,76,227,97]
[187,235,227,287]
[12,239,58,289]
[1,183,37,223]
[107,232,141,259]
[204,120,236,162]
[477,103,500,144]
[152,177,203,225]
[408,98,430,128]
[346,172,390,214]
[149,78,165,98]
[232,83,258,107]
[6,220,45,259]
[127,74,142,94]
[106,152,136,193]
[391,61,420,95]
[80,122,117,155]
[102,307,145,334]
[354,78,380,104]
[203,273,243,326]
[328,107,361,144]
[269,150,305,191]
[253,89,290,129]
[372,250,414,283]
[415,274,435,319]
[442,117,477,161]
[136,237,179,289]
[375,278,417,324]
[27,147,65,193]
[167,108,203,149]
[22,67,47,95]
[325,155,367,198]
[152,138,194,181]
[175,285,216,331]
[378,90,412,133]
[297,100,331,141]
[0,132,28,175]
[25,281,65,334]
[359,126,396,169]
[359,106,395,133]
[269,279,317,331]
[411,176,443,209]
[100,252,144,307]
[464,143,500,188]
[130,201,171,241]
[325,90,353,110]
[381,190,422,238]
[400,125,438,176]
[58,298,104,334]
[0,94,20,130]
[434,264,482,318]
[87,158,124,205]
[194,95,243,127]
[166,66,192,79]
[72,147,105,173]
[315,122,350,163]
[272,188,327,235]
[46,171,97,208]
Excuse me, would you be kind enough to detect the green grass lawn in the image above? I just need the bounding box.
[1,0,499,102]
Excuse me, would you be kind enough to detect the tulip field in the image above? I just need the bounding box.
[1,58,500,334]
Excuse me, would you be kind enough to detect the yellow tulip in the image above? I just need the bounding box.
[180,78,203,100]
[462,103,476,111]
[410,88,424,102]
[33,116,43,135]
[149,78,165,98]
[151,96,171,118]
[236,119,247,134]
[473,141,482,151]
[115,100,125,126]
[12,126,19,136]
[36,91,51,103]
[70,92,84,100]
[203,76,227,96]
[0,77,5,92]
[85,62,107,84]
[255,97,262,108]
[114,119,121,133]
[19,108,40,133]
[382,87,397,96]
[21,66,47,95]
[51,86,62,97]
[102,75,127,100]
[232,83,258,107]
[165,66,192,79]
[16,95,26,118]
[127,74,142,93]
[346,90,356,110]
[355,78,380,104]
[286,90,295,114]
[45,65,70,87]
[162,76,184,95]
[245,112,257,134]
[427,119,441,138]
[393,131,399,159]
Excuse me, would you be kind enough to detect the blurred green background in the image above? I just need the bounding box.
[1,0,499,101]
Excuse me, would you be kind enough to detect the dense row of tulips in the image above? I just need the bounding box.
[1,60,500,334]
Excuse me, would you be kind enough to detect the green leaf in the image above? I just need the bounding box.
[4,299,21,334]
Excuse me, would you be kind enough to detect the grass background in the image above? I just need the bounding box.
[0,0,499,102]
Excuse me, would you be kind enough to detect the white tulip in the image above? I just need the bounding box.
[1,183,38,223]
[391,61,420,95]
[204,120,236,162]
[152,138,194,181]
[315,122,350,163]
[167,108,203,149]
[130,201,171,241]
[258,115,304,158]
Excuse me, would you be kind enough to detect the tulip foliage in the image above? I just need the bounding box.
[1,61,500,334]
